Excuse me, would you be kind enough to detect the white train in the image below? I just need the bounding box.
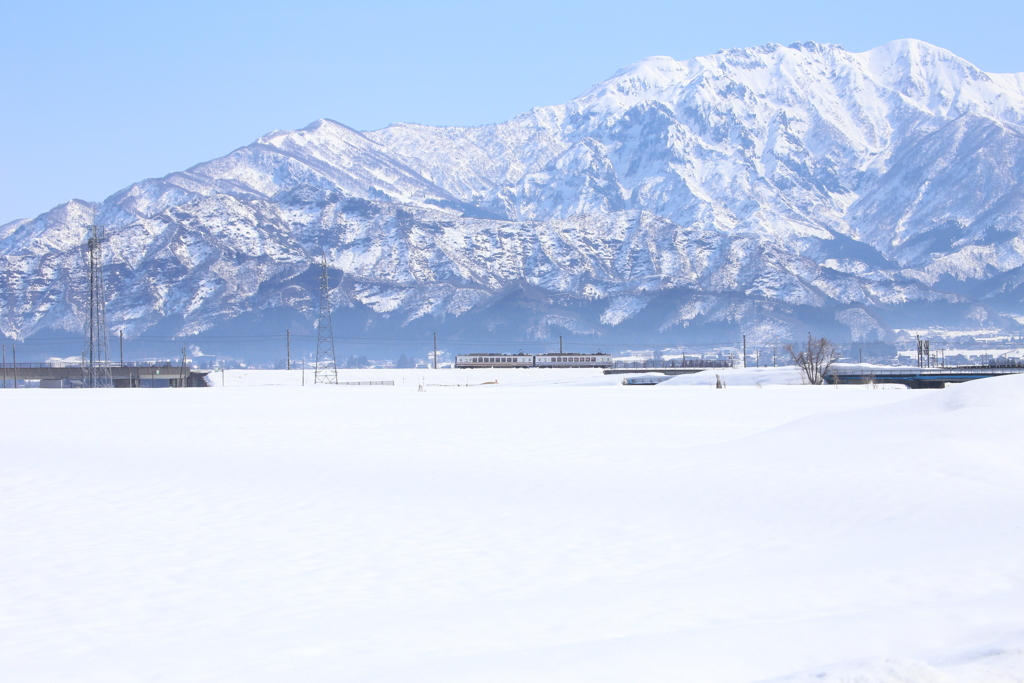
[454,352,613,368]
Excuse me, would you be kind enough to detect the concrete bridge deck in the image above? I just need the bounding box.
[0,364,210,387]
[829,365,1024,389]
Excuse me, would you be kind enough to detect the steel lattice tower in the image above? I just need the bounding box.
[83,225,113,388]
[314,253,339,384]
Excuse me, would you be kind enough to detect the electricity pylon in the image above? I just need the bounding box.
[83,225,113,388]
[314,253,339,384]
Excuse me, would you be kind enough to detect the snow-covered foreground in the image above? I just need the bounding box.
[2,369,1023,682]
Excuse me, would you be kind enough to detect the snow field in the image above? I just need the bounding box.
[1,370,1022,682]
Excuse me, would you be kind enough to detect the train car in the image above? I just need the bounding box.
[454,353,535,369]
[534,353,613,368]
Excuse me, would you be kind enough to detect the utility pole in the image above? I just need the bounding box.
[773,346,777,367]
[859,348,863,364]
[742,335,747,368]
[559,336,563,353]
[119,330,124,367]
[2,344,5,389]
[12,345,16,389]
[180,346,187,388]
[286,329,291,371]
[433,332,438,370]
[756,349,760,367]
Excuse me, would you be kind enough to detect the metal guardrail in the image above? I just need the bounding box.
[830,364,1024,388]
[0,361,198,369]
[836,367,1024,377]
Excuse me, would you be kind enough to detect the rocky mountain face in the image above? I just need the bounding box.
[4,39,1024,350]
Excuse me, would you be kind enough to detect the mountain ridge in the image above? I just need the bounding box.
[3,39,1024,348]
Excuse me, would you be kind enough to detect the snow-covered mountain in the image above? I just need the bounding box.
[4,39,1024,348]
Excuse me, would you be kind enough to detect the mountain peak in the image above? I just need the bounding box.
[5,40,1024,344]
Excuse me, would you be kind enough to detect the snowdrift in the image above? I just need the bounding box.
[1,373,1022,682]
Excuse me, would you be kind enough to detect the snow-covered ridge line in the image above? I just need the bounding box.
[3,39,1024,344]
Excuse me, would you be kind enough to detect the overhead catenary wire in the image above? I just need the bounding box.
[3,329,947,367]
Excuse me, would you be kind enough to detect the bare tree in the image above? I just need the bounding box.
[785,334,841,385]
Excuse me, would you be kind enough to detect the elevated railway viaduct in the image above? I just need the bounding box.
[1,364,210,388]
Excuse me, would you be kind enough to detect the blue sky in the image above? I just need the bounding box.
[3,0,1023,224]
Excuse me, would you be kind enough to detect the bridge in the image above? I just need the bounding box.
[828,365,1024,389]
[0,363,210,388]
[604,360,733,375]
